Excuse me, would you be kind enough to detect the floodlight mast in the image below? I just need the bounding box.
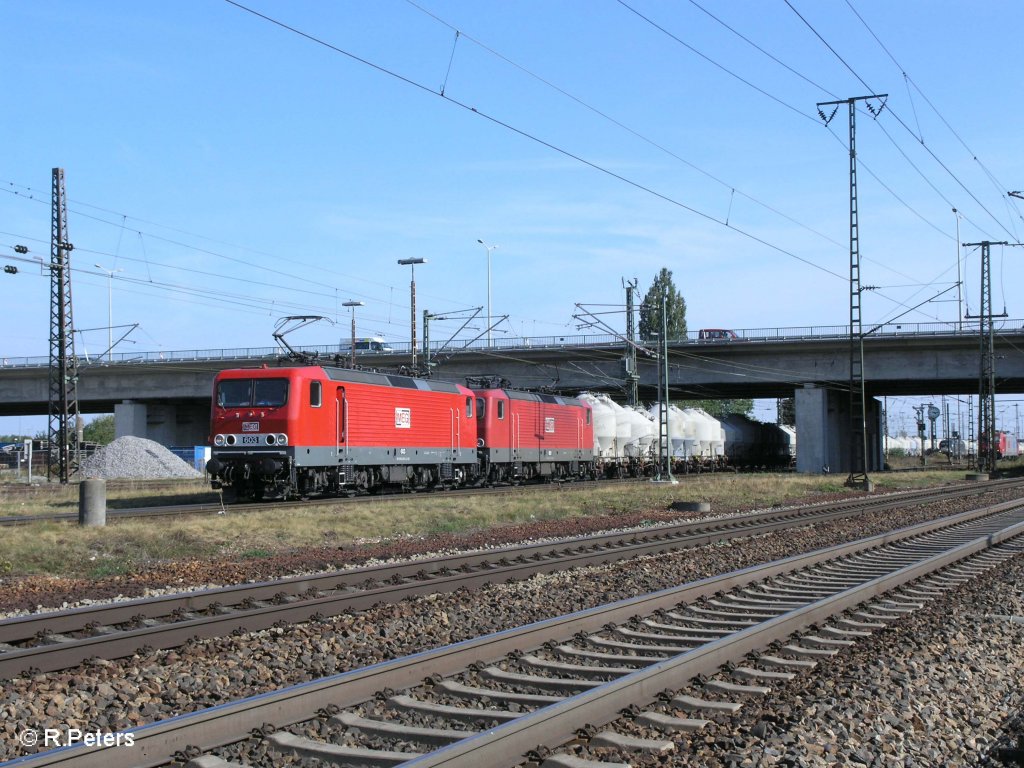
[342,301,364,368]
[477,240,498,347]
[398,258,426,368]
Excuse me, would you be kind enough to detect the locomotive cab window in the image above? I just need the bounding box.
[253,379,288,407]
[217,378,288,408]
[310,380,322,408]
[476,397,484,419]
[217,379,252,408]
[465,397,473,418]
[586,410,591,425]
[497,400,505,420]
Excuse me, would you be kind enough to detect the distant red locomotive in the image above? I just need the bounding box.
[206,365,595,501]
[474,386,595,483]
[980,430,1020,461]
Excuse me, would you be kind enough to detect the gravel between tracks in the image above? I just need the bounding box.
[2,487,1022,764]
[614,549,1024,767]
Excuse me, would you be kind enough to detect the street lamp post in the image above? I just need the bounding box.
[342,300,364,368]
[477,239,498,346]
[953,208,962,331]
[397,258,426,368]
[94,263,123,362]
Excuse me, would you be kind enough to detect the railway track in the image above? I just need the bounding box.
[0,481,1017,680]
[12,494,1024,768]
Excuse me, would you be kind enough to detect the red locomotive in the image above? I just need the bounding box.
[206,365,595,501]
[474,385,595,483]
[980,430,1020,461]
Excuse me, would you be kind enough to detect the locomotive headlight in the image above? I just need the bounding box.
[226,434,236,446]
[277,433,288,446]
[265,434,276,445]
[214,434,226,447]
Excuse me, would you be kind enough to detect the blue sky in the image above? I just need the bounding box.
[2,1,1023,436]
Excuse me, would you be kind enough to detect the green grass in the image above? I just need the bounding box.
[240,548,274,559]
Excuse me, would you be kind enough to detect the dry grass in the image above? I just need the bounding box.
[0,469,976,579]
[0,479,215,517]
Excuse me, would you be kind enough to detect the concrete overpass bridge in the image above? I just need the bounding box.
[2,320,1022,474]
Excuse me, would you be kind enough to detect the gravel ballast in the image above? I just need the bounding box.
[3,488,1023,763]
[2,487,1024,768]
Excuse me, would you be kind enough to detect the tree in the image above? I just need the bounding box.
[679,398,754,418]
[639,267,686,341]
[777,397,795,426]
[83,414,116,445]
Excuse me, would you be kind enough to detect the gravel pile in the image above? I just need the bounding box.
[80,436,202,480]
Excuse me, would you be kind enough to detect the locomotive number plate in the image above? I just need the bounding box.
[242,422,260,432]
[241,435,260,445]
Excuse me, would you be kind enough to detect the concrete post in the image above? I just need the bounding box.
[79,478,106,526]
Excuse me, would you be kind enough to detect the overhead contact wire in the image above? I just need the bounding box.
[224,0,846,283]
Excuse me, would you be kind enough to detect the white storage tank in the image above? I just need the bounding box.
[629,407,656,457]
[612,400,639,457]
[579,393,616,458]
[647,404,698,458]
[682,408,718,457]
[679,409,704,456]
[713,418,726,457]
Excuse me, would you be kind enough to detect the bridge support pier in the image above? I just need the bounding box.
[795,384,882,475]
[114,400,209,447]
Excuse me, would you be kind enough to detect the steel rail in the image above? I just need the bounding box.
[0,482,1012,678]
[9,496,1022,768]
[407,517,1024,768]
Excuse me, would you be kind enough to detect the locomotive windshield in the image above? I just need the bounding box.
[216,378,288,408]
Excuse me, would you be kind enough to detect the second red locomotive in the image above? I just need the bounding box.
[474,384,595,484]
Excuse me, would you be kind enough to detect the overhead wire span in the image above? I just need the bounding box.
[684,0,839,99]
[0,181,489,332]
[646,0,1015,251]
[404,0,847,252]
[223,0,846,283]
[0,178,482,319]
[608,2,980,303]
[846,0,1017,209]
[615,0,816,124]
[787,0,1020,244]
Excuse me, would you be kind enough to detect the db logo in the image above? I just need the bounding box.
[394,408,411,429]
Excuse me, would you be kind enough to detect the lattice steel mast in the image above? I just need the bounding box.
[623,278,639,407]
[654,293,674,483]
[47,167,79,483]
[963,241,1011,474]
[817,94,886,489]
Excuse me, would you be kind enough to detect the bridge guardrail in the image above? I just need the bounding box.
[1,319,1022,369]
